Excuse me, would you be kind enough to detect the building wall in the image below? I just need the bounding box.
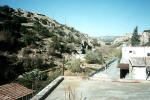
[131,67,146,80]
[121,47,150,80]
[122,47,150,59]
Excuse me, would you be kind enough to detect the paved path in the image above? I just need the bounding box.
[93,59,120,78]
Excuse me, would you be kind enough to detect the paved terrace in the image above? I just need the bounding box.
[45,77,150,100]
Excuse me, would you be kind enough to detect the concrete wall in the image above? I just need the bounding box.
[31,76,64,100]
[131,67,146,80]
[122,47,150,59]
[121,47,150,80]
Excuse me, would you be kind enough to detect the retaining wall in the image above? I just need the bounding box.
[31,76,64,100]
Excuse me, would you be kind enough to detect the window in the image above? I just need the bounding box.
[147,53,150,56]
[129,51,132,53]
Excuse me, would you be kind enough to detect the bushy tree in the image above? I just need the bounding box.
[85,49,104,64]
[0,5,14,15]
[23,69,47,81]
[92,39,101,47]
[0,55,15,85]
[34,21,53,37]
[20,56,44,71]
[131,26,140,46]
[68,59,82,73]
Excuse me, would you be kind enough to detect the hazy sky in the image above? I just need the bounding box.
[1,0,150,37]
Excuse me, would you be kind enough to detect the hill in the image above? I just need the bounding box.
[112,34,132,47]
[96,36,121,45]
[0,5,103,85]
[97,36,121,42]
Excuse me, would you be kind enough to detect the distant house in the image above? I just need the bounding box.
[0,83,33,100]
[118,47,150,80]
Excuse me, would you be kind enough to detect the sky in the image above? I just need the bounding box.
[0,0,150,37]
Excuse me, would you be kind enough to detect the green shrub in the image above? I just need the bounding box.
[13,15,28,23]
[51,41,61,50]
[85,49,104,64]
[17,9,24,16]
[0,5,14,15]
[34,17,39,21]
[48,48,56,55]
[60,44,71,53]
[0,55,16,85]
[105,42,111,45]
[66,33,75,43]
[34,22,53,37]
[27,12,33,17]
[51,36,61,51]
[40,19,48,25]
[75,32,80,37]
[68,59,82,73]
[23,33,37,46]
[20,56,43,71]
[48,70,61,82]
[92,39,101,47]
[74,38,81,44]
[58,31,65,36]
[23,69,47,81]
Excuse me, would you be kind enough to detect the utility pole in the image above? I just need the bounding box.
[62,57,65,76]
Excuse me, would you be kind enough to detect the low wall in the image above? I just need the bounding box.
[31,76,64,100]
[63,76,150,83]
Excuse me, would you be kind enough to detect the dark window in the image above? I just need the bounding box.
[147,53,150,56]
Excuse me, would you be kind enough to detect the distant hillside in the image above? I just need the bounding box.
[95,36,121,45]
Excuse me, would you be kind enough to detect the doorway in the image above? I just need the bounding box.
[120,69,129,78]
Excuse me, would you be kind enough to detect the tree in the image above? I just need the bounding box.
[92,39,101,47]
[85,49,104,64]
[68,59,82,73]
[131,26,140,46]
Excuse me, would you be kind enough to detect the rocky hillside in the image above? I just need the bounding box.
[96,36,121,44]
[113,31,150,47]
[0,6,102,85]
[112,34,132,47]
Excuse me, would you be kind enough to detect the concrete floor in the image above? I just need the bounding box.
[45,78,150,100]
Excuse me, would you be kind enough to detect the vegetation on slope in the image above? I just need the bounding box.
[0,5,102,94]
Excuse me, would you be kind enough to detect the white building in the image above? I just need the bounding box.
[122,47,150,59]
[118,47,150,80]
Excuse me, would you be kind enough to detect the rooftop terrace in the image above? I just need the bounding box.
[45,76,150,100]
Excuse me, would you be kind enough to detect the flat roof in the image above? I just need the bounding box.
[45,77,150,100]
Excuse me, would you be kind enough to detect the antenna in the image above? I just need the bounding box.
[65,16,66,25]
